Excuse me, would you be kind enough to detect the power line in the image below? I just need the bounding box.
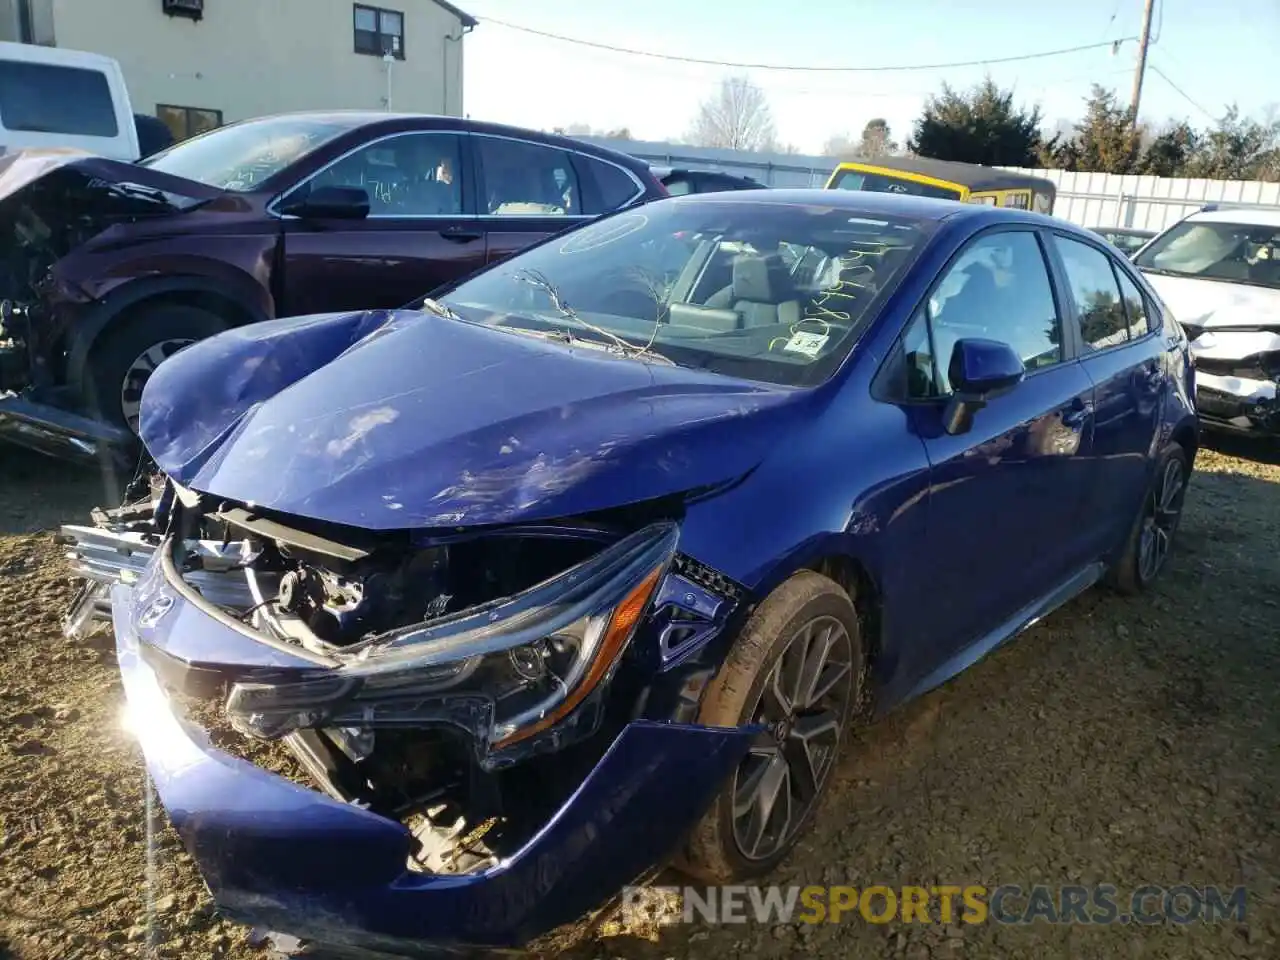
[477,16,1136,73]
[1098,0,1124,41]
[1147,63,1216,120]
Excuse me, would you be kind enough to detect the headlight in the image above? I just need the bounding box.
[225,522,679,763]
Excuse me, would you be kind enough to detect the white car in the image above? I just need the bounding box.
[1134,205,1280,438]
[0,40,139,161]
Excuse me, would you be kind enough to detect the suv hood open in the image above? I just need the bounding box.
[139,309,805,530]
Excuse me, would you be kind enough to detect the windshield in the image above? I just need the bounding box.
[829,168,962,201]
[1135,220,1280,289]
[437,197,935,387]
[139,115,363,191]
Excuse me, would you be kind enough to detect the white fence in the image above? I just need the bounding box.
[579,137,837,188]
[580,136,1280,233]
[999,167,1280,233]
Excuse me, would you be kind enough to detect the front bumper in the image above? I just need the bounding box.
[1194,372,1280,436]
[0,390,135,464]
[1188,329,1280,437]
[111,581,752,952]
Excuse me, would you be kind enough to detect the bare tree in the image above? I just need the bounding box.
[822,132,857,156]
[688,76,777,151]
[859,118,898,158]
[553,123,634,139]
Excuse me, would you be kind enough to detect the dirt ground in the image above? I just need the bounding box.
[1,437,1278,960]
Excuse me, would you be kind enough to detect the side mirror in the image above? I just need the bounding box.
[278,185,370,220]
[942,337,1025,436]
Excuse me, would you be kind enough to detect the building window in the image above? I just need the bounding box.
[157,104,223,142]
[354,4,404,59]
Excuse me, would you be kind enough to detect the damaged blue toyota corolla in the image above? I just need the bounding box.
[61,190,1199,954]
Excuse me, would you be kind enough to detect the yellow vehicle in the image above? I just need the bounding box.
[826,157,1056,214]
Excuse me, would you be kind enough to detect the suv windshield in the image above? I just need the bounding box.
[438,197,934,387]
[1135,219,1280,289]
[139,115,363,192]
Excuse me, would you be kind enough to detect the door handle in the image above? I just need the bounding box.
[440,226,482,243]
[1061,398,1093,429]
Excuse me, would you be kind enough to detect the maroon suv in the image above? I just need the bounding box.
[0,112,665,463]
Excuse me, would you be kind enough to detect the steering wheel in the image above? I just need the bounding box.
[593,266,668,320]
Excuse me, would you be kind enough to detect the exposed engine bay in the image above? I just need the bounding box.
[61,472,725,877]
[0,166,181,304]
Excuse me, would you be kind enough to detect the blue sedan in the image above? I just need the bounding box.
[63,189,1198,953]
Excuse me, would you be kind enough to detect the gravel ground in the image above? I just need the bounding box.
[1,438,1278,960]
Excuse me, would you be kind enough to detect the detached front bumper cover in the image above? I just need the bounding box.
[0,391,135,464]
[114,582,754,951]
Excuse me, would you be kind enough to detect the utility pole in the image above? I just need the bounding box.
[1128,0,1156,124]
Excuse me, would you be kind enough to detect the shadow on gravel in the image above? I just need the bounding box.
[0,449,106,536]
[1204,431,1280,467]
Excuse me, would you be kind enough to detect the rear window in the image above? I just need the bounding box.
[581,156,641,211]
[829,169,962,201]
[0,60,119,137]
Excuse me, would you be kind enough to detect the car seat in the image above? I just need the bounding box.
[704,254,802,327]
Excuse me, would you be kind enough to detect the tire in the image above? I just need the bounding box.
[81,304,228,433]
[680,570,864,883]
[1106,442,1191,595]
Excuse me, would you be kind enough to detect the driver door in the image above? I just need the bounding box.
[278,131,487,316]
[899,228,1097,666]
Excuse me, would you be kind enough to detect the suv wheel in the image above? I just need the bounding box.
[83,304,227,433]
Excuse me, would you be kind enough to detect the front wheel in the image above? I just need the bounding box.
[680,571,864,883]
[81,304,228,434]
[1107,442,1191,594]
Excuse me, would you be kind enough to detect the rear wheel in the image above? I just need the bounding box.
[82,304,228,433]
[680,571,863,882]
[1107,442,1190,594]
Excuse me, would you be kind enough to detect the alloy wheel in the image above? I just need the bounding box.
[1138,457,1185,583]
[120,339,195,433]
[731,615,855,862]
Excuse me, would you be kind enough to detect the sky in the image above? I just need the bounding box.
[458,0,1278,156]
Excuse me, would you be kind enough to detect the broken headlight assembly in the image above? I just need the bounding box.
[223,522,680,766]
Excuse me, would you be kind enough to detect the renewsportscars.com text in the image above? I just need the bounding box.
[621,883,1248,926]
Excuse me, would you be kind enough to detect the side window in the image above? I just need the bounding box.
[663,177,693,197]
[580,156,641,211]
[476,137,580,216]
[0,61,119,137]
[908,231,1061,397]
[1115,268,1152,337]
[307,133,463,216]
[1056,235,1129,350]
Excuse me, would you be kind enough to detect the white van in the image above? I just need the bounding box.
[0,41,138,160]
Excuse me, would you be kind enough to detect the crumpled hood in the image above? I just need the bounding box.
[0,150,226,300]
[0,148,223,206]
[139,310,806,530]
[1143,271,1280,329]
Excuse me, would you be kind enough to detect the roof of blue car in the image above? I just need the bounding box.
[673,187,1053,224]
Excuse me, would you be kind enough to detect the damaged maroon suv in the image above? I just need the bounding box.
[0,112,664,464]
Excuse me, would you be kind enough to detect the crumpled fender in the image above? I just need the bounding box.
[138,309,395,480]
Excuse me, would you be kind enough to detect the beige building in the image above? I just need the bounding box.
[0,0,475,139]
